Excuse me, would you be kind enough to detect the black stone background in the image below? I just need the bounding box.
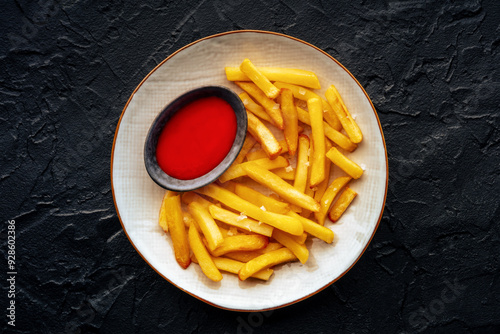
[1,0,499,333]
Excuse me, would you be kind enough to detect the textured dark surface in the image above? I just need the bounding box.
[1,0,499,333]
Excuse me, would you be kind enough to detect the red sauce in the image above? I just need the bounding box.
[156,96,237,180]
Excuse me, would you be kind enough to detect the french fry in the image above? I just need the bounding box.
[246,111,282,160]
[236,82,284,129]
[225,67,321,89]
[326,147,364,179]
[221,180,236,192]
[287,211,334,243]
[182,211,200,231]
[325,84,363,143]
[281,88,299,156]
[293,135,310,193]
[273,166,295,180]
[239,58,280,99]
[274,82,342,131]
[274,81,318,100]
[196,184,304,236]
[328,187,357,222]
[246,140,288,161]
[315,176,352,225]
[272,229,309,264]
[288,232,308,244]
[188,202,224,251]
[308,97,326,187]
[234,134,257,164]
[210,234,269,257]
[159,190,177,232]
[208,204,274,237]
[239,248,297,281]
[165,196,191,269]
[323,123,358,152]
[188,224,222,282]
[296,106,357,152]
[219,156,289,183]
[239,92,273,124]
[300,142,315,219]
[192,256,274,281]
[181,192,213,209]
[233,183,290,215]
[220,225,239,238]
[224,242,283,263]
[313,139,333,204]
[242,163,320,212]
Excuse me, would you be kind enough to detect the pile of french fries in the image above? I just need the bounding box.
[158,59,364,282]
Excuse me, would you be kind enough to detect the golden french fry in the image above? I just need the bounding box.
[246,111,282,160]
[236,82,284,129]
[272,229,309,264]
[181,192,213,209]
[208,204,274,237]
[296,106,357,152]
[326,147,364,179]
[226,67,321,89]
[274,82,342,131]
[219,225,239,238]
[323,123,358,152]
[188,202,224,251]
[195,256,273,280]
[289,204,303,214]
[182,211,200,231]
[221,180,237,192]
[287,231,308,244]
[273,166,295,180]
[281,88,299,156]
[287,211,334,243]
[211,234,269,257]
[325,84,363,143]
[308,97,326,187]
[219,156,289,183]
[300,141,315,219]
[313,139,333,203]
[240,58,280,99]
[165,195,191,269]
[234,134,257,164]
[239,92,274,124]
[196,184,304,236]
[233,183,290,215]
[242,163,320,212]
[274,81,317,100]
[293,135,310,193]
[246,140,288,161]
[329,187,357,222]
[315,176,352,225]
[239,248,297,281]
[224,242,283,263]
[158,190,177,232]
[188,224,222,282]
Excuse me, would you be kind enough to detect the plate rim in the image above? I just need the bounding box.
[110,29,389,312]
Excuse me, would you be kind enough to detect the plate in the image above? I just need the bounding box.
[111,30,388,311]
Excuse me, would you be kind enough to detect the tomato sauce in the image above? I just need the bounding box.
[156,96,237,180]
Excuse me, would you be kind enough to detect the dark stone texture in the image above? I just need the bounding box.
[1,0,499,333]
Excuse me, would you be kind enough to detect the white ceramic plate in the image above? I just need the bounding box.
[111,30,388,311]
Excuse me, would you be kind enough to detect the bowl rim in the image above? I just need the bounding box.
[110,29,389,312]
[143,85,247,192]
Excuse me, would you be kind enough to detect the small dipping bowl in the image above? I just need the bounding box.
[144,86,247,192]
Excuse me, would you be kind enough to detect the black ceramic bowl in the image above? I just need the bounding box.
[144,86,247,192]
